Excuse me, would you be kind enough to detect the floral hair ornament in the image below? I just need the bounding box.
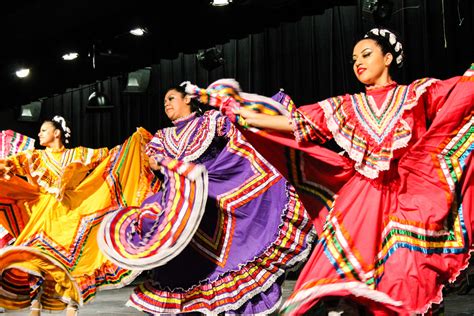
[365,28,404,68]
[52,115,71,144]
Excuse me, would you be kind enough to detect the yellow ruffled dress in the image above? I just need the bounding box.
[0,128,154,311]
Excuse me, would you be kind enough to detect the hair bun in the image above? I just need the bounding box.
[52,115,72,144]
[365,28,404,68]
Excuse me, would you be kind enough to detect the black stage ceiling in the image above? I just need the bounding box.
[0,0,353,109]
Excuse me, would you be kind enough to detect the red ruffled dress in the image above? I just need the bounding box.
[278,72,474,314]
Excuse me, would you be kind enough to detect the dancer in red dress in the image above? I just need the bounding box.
[184,28,474,315]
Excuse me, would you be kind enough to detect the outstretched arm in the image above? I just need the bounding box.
[149,156,160,171]
[233,107,293,132]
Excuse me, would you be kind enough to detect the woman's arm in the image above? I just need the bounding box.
[149,156,160,171]
[233,108,293,132]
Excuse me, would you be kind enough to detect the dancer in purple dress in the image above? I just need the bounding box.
[99,84,316,314]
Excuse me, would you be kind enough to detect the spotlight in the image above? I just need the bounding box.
[361,0,393,26]
[62,52,79,61]
[15,68,30,78]
[196,47,224,71]
[211,0,231,6]
[17,101,42,122]
[361,0,378,14]
[88,91,109,107]
[373,0,393,25]
[87,82,112,109]
[123,68,151,93]
[129,28,147,36]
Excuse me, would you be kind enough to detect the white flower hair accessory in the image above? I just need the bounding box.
[52,115,71,144]
[365,28,404,68]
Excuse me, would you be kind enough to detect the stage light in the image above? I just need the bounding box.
[88,91,110,108]
[62,52,79,61]
[17,101,42,122]
[373,0,393,25]
[211,0,231,6]
[123,68,151,93]
[15,68,30,78]
[361,0,394,26]
[196,47,224,71]
[361,0,378,14]
[87,82,112,109]
[130,28,147,36]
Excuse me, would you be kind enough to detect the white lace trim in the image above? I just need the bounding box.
[182,111,219,162]
[319,79,438,179]
[281,281,403,313]
[158,111,220,163]
[124,184,317,315]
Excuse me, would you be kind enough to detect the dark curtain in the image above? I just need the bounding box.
[4,0,472,148]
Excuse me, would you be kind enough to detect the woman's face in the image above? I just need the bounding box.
[164,89,192,121]
[352,38,393,86]
[38,121,60,147]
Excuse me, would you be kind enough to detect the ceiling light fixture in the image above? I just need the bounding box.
[62,52,79,61]
[87,81,112,109]
[123,68,152,93]
[17,101,42,122]
[361,0,394,26]
[196,47,224,71]
[211,0,231,6]
[129,28,147,36]
[15,68,30,78]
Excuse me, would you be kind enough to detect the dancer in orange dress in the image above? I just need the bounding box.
[0,116,154,316]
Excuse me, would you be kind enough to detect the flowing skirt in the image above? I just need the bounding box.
[99,131,317,314]
[0,128,155,312]
[248,67,474,315]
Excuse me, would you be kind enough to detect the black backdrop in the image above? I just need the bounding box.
[1,1,473,148]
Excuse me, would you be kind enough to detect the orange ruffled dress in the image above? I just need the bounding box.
[0,128,154,312]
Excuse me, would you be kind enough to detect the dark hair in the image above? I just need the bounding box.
[358,28,404,76]
[44,116,71,146]
[165,85,210,116]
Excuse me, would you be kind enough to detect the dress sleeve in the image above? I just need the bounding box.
[216,114,235,137]
[145,131,165,160]
[424,76,461,123]
[5,150,31,177]
[290,102,334,144]
[78,147,109,170]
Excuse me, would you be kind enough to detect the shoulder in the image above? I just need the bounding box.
[408,77,439,90]
[203,109,223,119]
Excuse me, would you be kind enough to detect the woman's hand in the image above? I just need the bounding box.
[233,107,260,121]
[148,156,159,171]
[232,108,293,132]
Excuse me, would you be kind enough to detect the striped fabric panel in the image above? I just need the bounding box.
[291,110,331,143]
[191,130,282,267]
[291,111,473,297]
[0,130,35,158]
[128,185,315,314]
[99,157,208,270]
[0,199,26,238]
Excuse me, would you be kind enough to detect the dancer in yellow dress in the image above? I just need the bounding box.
[0,116,154,316]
